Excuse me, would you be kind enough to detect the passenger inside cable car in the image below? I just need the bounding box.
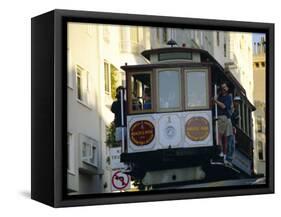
[130,73,152,112]
[143,88,151,110]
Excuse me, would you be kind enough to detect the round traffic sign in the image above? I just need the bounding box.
[112,170,130,190]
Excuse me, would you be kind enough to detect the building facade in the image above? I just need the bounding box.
[225,32,254,102]
[67,22,150,194]
[252,37,266,175]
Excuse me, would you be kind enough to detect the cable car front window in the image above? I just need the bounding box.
[130,73,152,112]
[185,69,209,109]
[158,69,181,111]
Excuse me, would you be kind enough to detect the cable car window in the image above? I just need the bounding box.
[158,69,181,111]
[245,103,249,135]
[129,72,152,113]
[248,108,253,138]
[158,52,192,61]
[240,101,246,133]
[185,69,209,109]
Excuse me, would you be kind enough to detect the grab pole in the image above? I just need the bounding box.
[214,84,219,146]
[120,88,125,153]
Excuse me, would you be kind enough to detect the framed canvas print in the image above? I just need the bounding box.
[31,9,274,207]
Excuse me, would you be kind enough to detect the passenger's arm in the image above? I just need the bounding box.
[214,99,226,109]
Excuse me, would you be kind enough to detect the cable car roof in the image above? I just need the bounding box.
[121,47,256,110]
[141,47,206,61]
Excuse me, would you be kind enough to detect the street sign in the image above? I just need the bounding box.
[111,170,130,191]
[110,147,126,170]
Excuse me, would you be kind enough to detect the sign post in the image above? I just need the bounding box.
[110,147,131,191]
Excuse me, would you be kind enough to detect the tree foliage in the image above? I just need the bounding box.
[111,69,118,100]
[105,122,120,148]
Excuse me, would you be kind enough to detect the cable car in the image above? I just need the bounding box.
[119,42,256,188]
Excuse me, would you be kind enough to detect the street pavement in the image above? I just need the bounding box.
[158,177,265,190]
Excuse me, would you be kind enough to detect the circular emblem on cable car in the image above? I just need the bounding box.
[130,120,155,146]
[185,117,210,141]
[165,125,176,139]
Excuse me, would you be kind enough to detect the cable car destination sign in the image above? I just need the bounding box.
[185,117,210,141]
[130,120,155,146]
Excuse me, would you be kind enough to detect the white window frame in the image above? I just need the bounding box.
[67,48,74,89]
[216,31,220,46]
[89,143,98,167]
[75,65,90,108]
[87,24,94,37]
[79,134,99,168]
[103,25,110,43]
[130,26,140,53]
[81,141,92,161]
[200,31,204,47]
[67,132,75,175]
[104,61,111,95]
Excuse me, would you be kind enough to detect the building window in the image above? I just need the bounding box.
[130,26,139,43]
[257,117,263,133]
[82,141,92,160]
[87,25,94,37]
[185,69,209,109]
[255,62,260,68]
[120,27,127,52]
[89,145,98,166]
[156,28,160,41]
[240,39,243,50]
[67,133,75,174]
[216,31,220,46]
[130,27,139,53]
[77,71,82,100]
[224,43,227,57]
[191,30,195,39]
[158,69,181,111]
[104,61,119,100]
[163,28,168,42]
[200,31,204,46]
[103,25,110,43]
[261,62,265,67]
[67,49,74,88]
[258,141,264,160]
[80,134,98,167]
[104,62,110,94]
[76,65,89,106]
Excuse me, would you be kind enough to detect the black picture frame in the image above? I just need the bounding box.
[31,9,274,207]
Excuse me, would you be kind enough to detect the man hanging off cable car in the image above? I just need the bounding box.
[213,82,234,163]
